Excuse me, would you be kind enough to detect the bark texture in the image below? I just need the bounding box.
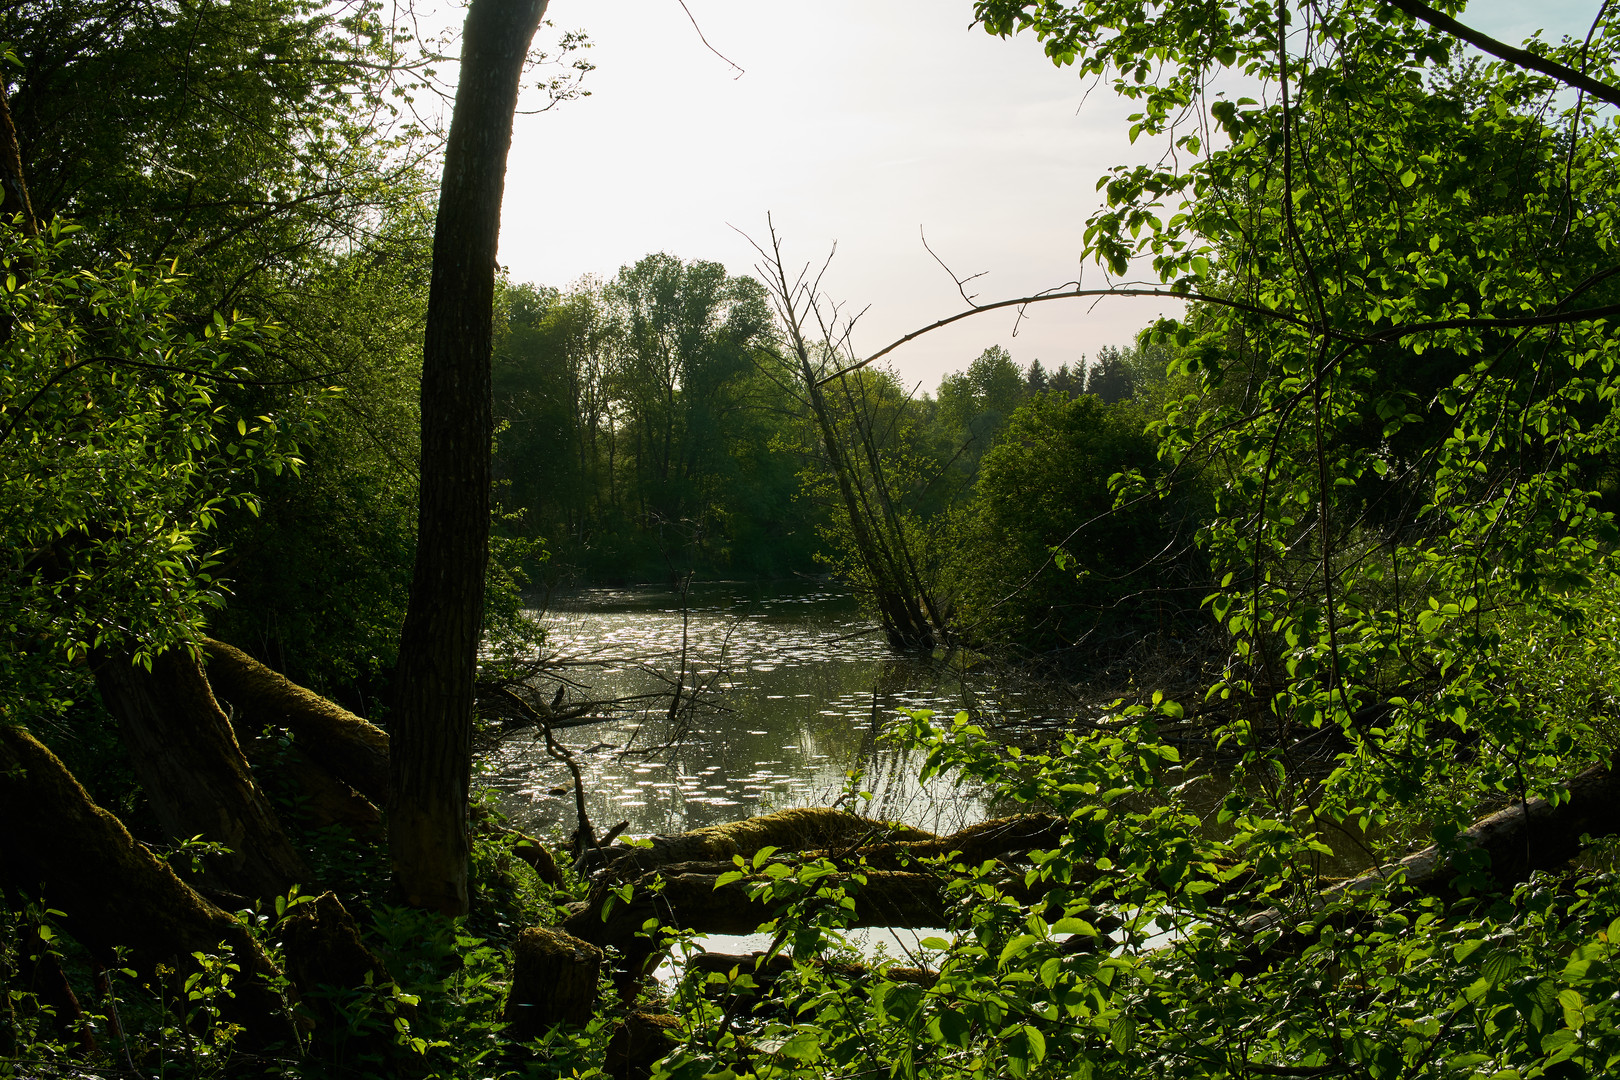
[93,646,307,901]
[390,0,549,916]
[204,638,390,805]
[504,927,603,1037]
[0,725,297,1049]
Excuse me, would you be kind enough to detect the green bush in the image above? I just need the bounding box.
[945,392,1208,654]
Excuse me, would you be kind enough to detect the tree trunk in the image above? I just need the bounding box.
[93,646,307,902]
[0,725,298,1050]
[754,228,937,648]
[390,0,549,915]
[504,927,603,1036]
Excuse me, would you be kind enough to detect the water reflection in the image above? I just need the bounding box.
[480,581,1072,839]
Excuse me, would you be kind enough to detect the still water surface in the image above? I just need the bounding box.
[481,581,1079,840]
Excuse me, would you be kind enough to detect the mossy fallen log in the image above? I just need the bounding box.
[586,807,936,876]
[93,646,307,902]
[854,813,1065,869]
[1335,759,1620,899]
[1236,758,1620,952]
[564,812,1064,977]
[0,724,298,1050]
[566,864,950,954]
[203,637,391,806]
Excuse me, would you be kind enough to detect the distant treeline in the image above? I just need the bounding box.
[491,259,1210,655]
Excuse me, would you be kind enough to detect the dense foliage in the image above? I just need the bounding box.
[491,258,823,580]
[945,390,1205,654]
[14,1,1620,1078]
[0,224,309,726]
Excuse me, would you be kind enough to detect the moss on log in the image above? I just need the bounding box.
[0,724,298,1050]
[854,814,1065,869]
[590,807,935,875]
[203,637,391,805]
[566,811,1065,970]
[504,927,603,1036]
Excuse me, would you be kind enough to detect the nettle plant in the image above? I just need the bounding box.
[648,709,1619,1079]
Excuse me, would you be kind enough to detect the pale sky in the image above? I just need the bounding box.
[495,1,1601,392]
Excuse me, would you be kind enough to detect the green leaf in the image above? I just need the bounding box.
[1480,949,1520,987]
[1109,1015,1136,1053]
[928,1009,972,1047]
[773,1030,822,1061]
[1557,988,1584,1029]
[1053,917,1098,937]
[1022,1024,1046,1062]
[1000,933,1040,966]
[877,982,925,1024]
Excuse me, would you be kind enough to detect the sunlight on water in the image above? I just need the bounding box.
[479,581,1074,840]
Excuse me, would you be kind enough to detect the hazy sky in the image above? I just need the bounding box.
[496,1,1602,392]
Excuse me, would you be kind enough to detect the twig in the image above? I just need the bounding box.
[675,0,746,79]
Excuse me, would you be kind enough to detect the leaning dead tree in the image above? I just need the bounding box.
[747,219,947,650]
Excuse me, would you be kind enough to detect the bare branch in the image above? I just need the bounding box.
[675,0,746,79]
[919,226,989,307]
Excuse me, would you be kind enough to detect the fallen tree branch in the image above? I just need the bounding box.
[585,806,937,877]
[203,638,391,805]
[565,811,1068,980]
[1334,759,1620,900]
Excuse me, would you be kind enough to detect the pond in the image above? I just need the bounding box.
[479,580,1083,842]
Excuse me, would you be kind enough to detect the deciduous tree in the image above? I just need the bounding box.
[389,0,549,915]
